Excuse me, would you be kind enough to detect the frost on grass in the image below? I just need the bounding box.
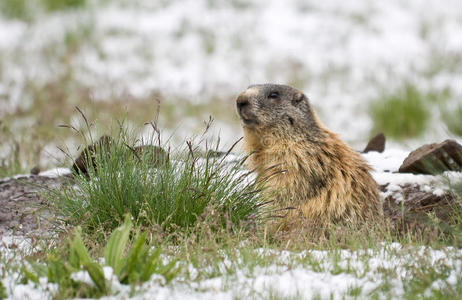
[1,0,462,147]
[2,239,461,300]
[362,149,462,204]
[1,143,461,299]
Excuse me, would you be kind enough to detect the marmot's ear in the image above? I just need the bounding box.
[292,91,307,105]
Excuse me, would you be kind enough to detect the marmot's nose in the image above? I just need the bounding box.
[236,94,249,112]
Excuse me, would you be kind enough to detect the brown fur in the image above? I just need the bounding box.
[236,84,382,225]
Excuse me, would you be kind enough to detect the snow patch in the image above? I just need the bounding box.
[38,168,72,178]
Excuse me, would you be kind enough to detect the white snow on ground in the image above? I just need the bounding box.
[1,0,461,291]
[1,0,462,147]
[0,151,461,298]
[38,168,72,178]
[363,149,410,173]
[0,168,72,182]
[363,149,462,200]
[2,240,462,300]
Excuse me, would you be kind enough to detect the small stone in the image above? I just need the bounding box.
[30,166,40,175]
[72,136,167,176]
[206,150,227,157]
[72,135,114,175]
[363,133,386,153]
[399,139,462,174]
[132,145,167,166]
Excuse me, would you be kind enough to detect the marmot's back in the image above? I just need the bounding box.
[236,84,381,224]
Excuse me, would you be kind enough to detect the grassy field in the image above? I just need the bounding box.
[1,1,462,298]
[1,123,462,299]
[1,0,462,177]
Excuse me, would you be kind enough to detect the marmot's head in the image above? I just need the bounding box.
[236,84,322,139]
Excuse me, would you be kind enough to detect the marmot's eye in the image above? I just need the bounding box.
[268,91,279,99]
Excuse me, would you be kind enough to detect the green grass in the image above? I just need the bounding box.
[443,176,462,244]
[7,172,462,299]
[0,0,29,20]
[49,120,266,236]
[442,104,462,137]
[370,84,431,140]
[21,216,179,299]
[41,0,86,12]
[0,0,86,20]
[0,280,6,299]
[48,125,462,247]
[2,114,462,299]
[0,142,22,178]
[0,122,28,178]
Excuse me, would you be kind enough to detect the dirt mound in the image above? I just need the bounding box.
[0,174,72,237]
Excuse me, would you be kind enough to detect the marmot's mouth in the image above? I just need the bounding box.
[242,118,257,126]
[239,111,258,127]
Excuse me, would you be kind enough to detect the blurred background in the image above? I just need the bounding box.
[0,0,461,175]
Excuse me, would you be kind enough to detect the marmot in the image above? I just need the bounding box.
[236,84,382,224]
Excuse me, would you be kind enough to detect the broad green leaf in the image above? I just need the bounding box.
[0,280,6,299]
[70,227,92,266]
[159,259,180,284]
[140,248,162,282]
[47,256,70,283]
[83,261,107,293]
[69,227,107,293]
[104,214,132,273]
[118,232,147,283]
[69,239,80,269]
[21,265,39,284]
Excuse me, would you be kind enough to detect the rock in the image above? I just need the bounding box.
[398,139,462,174]
[382,183,457,234]
[363,133,386,153]
[72,135,114,175]
[206,150,228,157]
[132,145,167,166]
[72,136,167,176]
[30,166,41,175]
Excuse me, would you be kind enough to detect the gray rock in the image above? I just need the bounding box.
[363,133,386,153]
[399,139,462,174]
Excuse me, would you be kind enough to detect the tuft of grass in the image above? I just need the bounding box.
[0,0,29,20]
[0,0,86,20]
[0,280,6,299]
[443,177,462,245]
[21,215,179,298]
[49,119,266,236]
[400,249,462,299]
[40,0,86,12]
[0,122,28,178]
[442,104,462,137]
[370,84,431,140]
[103,215,180,285]
[8,171,462,299]
[0,142,23,178]
[347,285,363,298]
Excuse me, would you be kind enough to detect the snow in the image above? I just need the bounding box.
[38,168,72,178]
[362,149,462,200]
[1,0,462,148]
[363,149,410,173]
[1,148,461,299]
[0,168,72,182]
[2,240,461,300]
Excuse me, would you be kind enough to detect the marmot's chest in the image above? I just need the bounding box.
[256,149,333,200]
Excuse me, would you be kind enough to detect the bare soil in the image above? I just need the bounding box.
[0,174,73,238]
[0,172,458,239]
